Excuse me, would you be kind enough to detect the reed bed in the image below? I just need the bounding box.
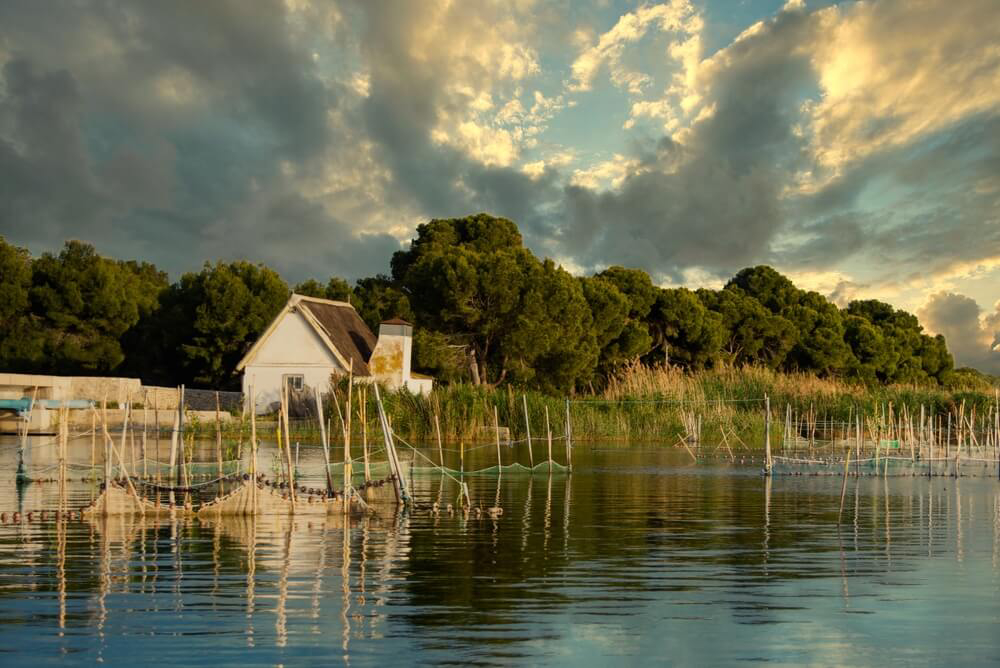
[179,364,998,449]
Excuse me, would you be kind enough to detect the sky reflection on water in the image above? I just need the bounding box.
[0,443,998,666]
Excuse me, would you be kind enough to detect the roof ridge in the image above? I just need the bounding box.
[290,292,354,308]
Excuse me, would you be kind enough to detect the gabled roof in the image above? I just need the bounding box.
[380,317,412,326]
[237,294,376,376]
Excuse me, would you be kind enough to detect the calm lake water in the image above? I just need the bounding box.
[1,436,998,666]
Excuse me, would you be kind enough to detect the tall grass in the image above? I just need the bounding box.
[189,364,999,449]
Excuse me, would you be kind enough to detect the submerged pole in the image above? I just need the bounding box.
[373,383,407,504]
[545,405,553,473]
[523,395,534,468]
[565,399,573,471]
[494,405,502,472]
[434,411,444,468]
[315,386,334,495]
[764,394,772,475]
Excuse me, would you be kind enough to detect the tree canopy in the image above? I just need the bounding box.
[0,215,962,391]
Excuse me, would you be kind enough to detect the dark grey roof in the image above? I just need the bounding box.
[298,299,376,376]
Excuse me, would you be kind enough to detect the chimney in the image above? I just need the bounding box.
[374,317,413,387]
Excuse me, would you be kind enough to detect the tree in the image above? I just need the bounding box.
[0,237,42,370]
[647,288,724,368]
[28,241,167,373]
[153,261,289,388]
[698,287,796,368]
[293,276,352,302]
[392,214,597,390]
[845,299,953,383]
[591,266,655,371]
[352,275,413,333]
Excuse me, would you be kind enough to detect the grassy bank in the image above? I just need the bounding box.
[191,365,998,450]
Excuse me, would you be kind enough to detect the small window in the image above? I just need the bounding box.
[284,374,304,391]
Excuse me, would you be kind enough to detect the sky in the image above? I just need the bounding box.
[0,0,998,373]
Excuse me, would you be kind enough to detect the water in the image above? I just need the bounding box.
[1,437,999,666]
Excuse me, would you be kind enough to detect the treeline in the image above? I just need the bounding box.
[0,214,979,392]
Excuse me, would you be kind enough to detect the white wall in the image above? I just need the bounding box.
[241,310,345,412]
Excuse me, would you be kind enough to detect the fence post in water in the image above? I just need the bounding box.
[91,410,96,483]
[281,385,296,506]
[250,385,258,510]
[373,383,406,504]
[345,360,353,495]
[215,391,223,478]
[362,386,370,482]
[314,386,334,495]
[494,405,502,472]
[523,395,534,468]
[434,411,444,468]
[545,405,553,473]
[764,394,772,475]
[141,391,148,479]
[565,399,573,471]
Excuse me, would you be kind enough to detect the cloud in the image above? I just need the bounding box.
[0,0,996,319]
[918,292,1000,375]
[556,5,820,280]
[568,1,701,94]
[0,0,396,281]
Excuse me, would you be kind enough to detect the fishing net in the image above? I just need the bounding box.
[772,453,999,477]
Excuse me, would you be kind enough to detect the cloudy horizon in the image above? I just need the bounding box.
[1,0,997,373]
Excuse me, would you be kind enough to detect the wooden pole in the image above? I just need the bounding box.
[494,405,502,472]
[764,394,772,475]
[250,385,258,510]
[102,398,112,484]
[362,386,370,482]
[434,411,444,468]
[565,399,573,471]
[281,384,296,506]
[141,391,148,479]
[838,448,851,522]
[215,391,223,478]
[91,410,96,483]
[522,394,534,468]
[315,386,334,495]
[345,360,353,493]
[373,383,406,503]
[545,405,553,473]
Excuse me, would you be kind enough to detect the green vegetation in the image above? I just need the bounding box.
[1,213,995,398]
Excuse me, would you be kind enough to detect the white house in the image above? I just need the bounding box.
[237,293,432,412]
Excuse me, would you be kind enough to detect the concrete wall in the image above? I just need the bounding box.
[0,373,141,404]
[241,309,345,413]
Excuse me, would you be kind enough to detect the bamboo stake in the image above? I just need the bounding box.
[523,394,534,468]
[102,398,112,484]
[215,391,223,478]
[362,386,370,482]
[250,385,258,511]
[838,448,852,522]
[141,391,148,479]
[545,406,553,473]
[345,360,353,494]
[565,399,573,471]
[434,411,444,468]
[91,410,96,483]
[281,384,296,506]
[494,405,502,472]
[315,386,334,495]
[764,394,772,475]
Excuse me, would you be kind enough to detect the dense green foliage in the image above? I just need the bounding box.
[0,216,977,392]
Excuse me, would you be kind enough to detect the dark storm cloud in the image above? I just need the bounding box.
[0,0,392,282]
[919,292,1000,375]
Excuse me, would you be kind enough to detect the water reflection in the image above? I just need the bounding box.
[0,443,998,665]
